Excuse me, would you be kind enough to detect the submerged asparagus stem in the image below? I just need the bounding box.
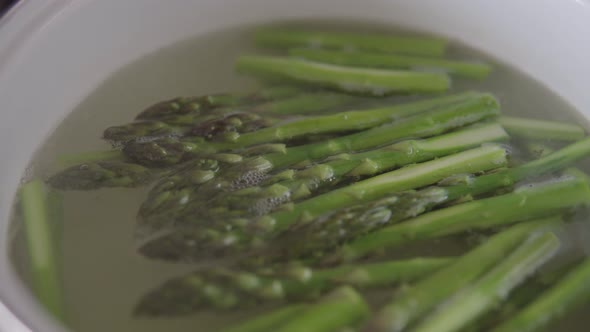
[138,145,508,261]
[19,180,65,320]
[364,218,561,332]
[212,123,507,215]
[222,304,307,332]
[412,231,561,332]
[135,257,453,315]
[289,48,491,79]
[48,161,153,190]
[105,91,370,144]
[56,149,124,168]
[262,145,508,234]
[254,28,448,56]
[490,259,590,332]
[332,173,590,263]
[125,92,492,167]
[134,93,499,239]
[499,116,586,141]
[236,56,450,95]
[135,86,303,122]
[274,286,370,332]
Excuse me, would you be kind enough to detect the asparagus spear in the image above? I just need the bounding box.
[499,116,586,141]
[206,123,508,216]
[135,257,453,315]
[332,173,590,263]
[363,218,561,332]
[260,144,508,234]
[254,28,448,56]
[236,56,450,95]
[19,180,64,320]
[56,149,124,168]
[411,231,561,332]
[140,137,590,261]
[222,304,306,332]
[48,161,153,190]
[138,145,508,261]
[125,92,493,166]
[135,86,303,122]
[273,286,370,332]
[289,48,491,79]
[105,91,371,143]
[463,259,583,332]
[250,92,367,115]
[490,259,590,332]
[135,94,499,229]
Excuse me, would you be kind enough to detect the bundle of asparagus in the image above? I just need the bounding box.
[21,27,590,332]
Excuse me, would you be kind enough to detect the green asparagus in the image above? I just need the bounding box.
[289,48,491,79]
[364,218,561,332]
[135,94,499,236]
[236,56,450,95]
[273,286,370,332]
[412,231,560,332]
[331,173,590,263]
[124,92,492,166]
[56,149,124,168]
[222,304,306,332]
[135,257,452,315]
[237,137,590,261]
[197,123,508,217]
[19,180,65,320]
[254,28,448,56]
[138,145,508,261]
[135,86,303,122]
[48,161,153,190]
[464,260,583,332]
[500,116,585,141]
[490,259,590,332]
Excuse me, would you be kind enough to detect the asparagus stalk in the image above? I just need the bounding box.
[236,56,450,95]
[56,149,124,168]
[48,161,153,190]
[105,91,370,143]
[138,145,508,261]
[242,137,590,261]
[289,48,491,79]
[254,28,448,56]
[135,257,453,315]
[216,92,488,148]
[142,137,590,262]
[499,116,586,141]
[364,218,561,332]
[332,174,590,263]
[125,92,493,166]
[274,286,370,332]
[411,231,561,332]
[244,92,368,115]
[135,94,499,229]
[222,304,306,332]
[135,86,303,122]
[463,259,582,332]
[490,259,590,332]
[212,123,508,216]
[19,180,64,320]
[261,144,508,234]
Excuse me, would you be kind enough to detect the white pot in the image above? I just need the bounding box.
[1,0,589,331]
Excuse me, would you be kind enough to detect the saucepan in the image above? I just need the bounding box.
[0,1,589,331]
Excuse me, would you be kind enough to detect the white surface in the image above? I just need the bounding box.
[0,301,29,332]
[0,0,589,331]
